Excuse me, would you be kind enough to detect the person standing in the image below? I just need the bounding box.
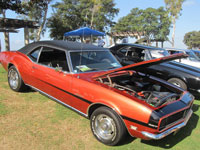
[97,37,105,47]
[121,37,128,43]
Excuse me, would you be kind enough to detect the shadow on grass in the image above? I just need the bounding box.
[141,104,199,149]
[119,134,136,146]
[194,95,200,100]
[19,87,37,93]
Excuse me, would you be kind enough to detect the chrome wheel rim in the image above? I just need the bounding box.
[8,69,19,89]
[172,82,181,87]
[94,114,116,140]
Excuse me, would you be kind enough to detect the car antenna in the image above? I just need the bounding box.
[77,28,85,78]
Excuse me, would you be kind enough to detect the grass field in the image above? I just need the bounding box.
[0,65,200,150]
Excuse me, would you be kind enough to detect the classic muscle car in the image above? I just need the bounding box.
[110,43,200,98]
[0,41,194,146]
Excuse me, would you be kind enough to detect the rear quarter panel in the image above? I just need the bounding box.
[0,51,33,85]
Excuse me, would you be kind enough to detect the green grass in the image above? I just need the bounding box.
[0,64,200,150]
[0,102,9,116]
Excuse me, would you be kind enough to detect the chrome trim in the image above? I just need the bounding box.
[87,102,113,116]
[26,84,88,117]
[26,47,71,74]
[141,109,193,140]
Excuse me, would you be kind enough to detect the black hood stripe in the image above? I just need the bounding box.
[121,115,157,129]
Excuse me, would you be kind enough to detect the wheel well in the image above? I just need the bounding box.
[88,103,130,137]
[88,104,109,119]
[8,63,14,69]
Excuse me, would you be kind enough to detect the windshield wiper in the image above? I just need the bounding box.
[106,66,118,70]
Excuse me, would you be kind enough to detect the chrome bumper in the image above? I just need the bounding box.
[141,109,193,140]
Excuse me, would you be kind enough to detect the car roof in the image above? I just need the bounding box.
[110,43,165,51]
[18,40,106,55]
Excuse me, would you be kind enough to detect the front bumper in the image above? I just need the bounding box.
[141,109,193,140]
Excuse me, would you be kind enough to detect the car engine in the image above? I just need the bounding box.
[96,71,180,107]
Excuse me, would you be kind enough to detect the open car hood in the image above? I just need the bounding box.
[93,53,188,78]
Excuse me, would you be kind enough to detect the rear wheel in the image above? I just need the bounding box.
[90,106,126,146]
[167,78,187,90]
[8,66,27,92]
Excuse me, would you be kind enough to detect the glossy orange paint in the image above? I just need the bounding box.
[0,51,193,140]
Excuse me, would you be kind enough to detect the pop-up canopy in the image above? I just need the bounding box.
[64,27,105,37]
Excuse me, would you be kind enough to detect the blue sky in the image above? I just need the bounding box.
[0,0,200,51]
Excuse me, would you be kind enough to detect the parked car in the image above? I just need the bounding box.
[165,48,200,68]
[110,43,200,98]
[0,41,194,146]
[191,49,200,59]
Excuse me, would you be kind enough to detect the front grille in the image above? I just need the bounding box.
[159,108,190,131]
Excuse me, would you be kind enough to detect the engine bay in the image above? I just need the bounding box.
[96,71,181,107]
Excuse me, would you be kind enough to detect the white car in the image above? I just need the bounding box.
[165,48,200,68]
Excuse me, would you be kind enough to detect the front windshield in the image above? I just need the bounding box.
[149,49,170,59]
[186,51,200,61]
[70,50,122,73]
[193,50,200,59]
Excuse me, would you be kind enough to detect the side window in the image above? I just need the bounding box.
[169,50,180,54]
[38,47,69,72]
[119,49,127,55]
[28,47,41,62]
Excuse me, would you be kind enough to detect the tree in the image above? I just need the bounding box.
[164,0,185,47]
[0,0,49,14]
[20,0,52,41]
[112,7,171,46]
[0,0,25,51]
[47,0,119,40]
[0,0,25,14]
[112,8,144,39]
[183,31,200,49]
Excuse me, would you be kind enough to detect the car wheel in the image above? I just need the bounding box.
[90,106,126,146]
[167,78,187,90]
[8,66,27,92]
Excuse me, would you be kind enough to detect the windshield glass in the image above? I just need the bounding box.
[149,49,170,59]
[186,51,200,61]
[70,50,122,73]
[193,50,200,59]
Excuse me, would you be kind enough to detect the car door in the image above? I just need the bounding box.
[30,46,74,106]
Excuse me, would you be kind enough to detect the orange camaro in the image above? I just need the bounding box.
[0,40,194,145]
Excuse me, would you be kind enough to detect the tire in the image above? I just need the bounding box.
[90,106,126,146]
[8,66,27,92]
[167,78,187,90]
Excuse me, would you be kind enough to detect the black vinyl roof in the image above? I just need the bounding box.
[19,40,106,55]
